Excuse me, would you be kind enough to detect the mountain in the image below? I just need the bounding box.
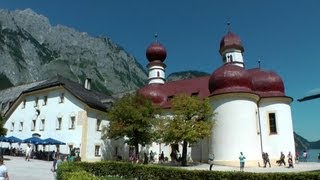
[294,132,320,150]
[167,70,210,82]
[294,132,310,151]
[0,9,147,95]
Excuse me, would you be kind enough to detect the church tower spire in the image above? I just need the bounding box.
[145,34,167,84]
[219,26,245,67]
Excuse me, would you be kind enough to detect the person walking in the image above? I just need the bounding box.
[287,152,294,168]
[239,152,246,172]
[264,152,271,168]
[208,153,215,171]
[0,156,9,180]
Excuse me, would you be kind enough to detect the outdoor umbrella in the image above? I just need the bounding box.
[23,137,45,145]
[0,136,8,142]
[6,136,23,143]
[43,138,66,145]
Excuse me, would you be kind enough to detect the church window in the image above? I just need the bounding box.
[268,113,277,134]
[56,117,62,130]
[95,145,101,156]
[157,71,160,77]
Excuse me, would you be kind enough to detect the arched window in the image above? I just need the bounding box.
[157,71,160,77]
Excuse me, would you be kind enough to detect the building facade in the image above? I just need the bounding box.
[3,76,115,161]
[139,31,295,166]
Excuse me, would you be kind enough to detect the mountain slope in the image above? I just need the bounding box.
[167,70,210,82]
[0,8,147,95]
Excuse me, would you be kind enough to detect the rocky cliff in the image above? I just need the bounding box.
[0,9,147,95]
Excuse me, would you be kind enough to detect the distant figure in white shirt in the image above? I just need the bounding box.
[25,144,32,161]
[0,156,9,180]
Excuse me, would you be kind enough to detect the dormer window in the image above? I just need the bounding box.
[22,99,26,109]
[43,96,48,106]
[19,122,23,131]
[59,93,65,103]
[191,92,199,97]
[96,119,102,131]
[167,95,174,102]
[10,122,14,132]
[34,97,39,107]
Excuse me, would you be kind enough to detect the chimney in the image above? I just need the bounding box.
[85,78,91,90]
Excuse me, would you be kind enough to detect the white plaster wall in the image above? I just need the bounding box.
[259,99,295,160]
[210,96,261,161]
[148,65,165,84]
[4,89,85,154]
[86,112,108,161]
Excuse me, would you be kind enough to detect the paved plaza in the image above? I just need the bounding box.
[3,155,320,180]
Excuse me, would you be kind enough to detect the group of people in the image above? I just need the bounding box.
[208,151,299,172]
[277,151,294,168]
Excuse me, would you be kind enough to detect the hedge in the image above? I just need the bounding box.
[57,161,320,180]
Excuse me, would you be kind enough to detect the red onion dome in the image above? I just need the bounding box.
[209,64,253,95]
[248,68,285,97]
[219,31,244,55]
[138,84,167,105]
[146,42,167,62]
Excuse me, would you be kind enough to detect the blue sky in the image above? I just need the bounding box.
[1,1,320,141]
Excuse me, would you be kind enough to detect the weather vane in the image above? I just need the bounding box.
[258,59,261,68]
[154,33,158,42]
[226,18,231,32]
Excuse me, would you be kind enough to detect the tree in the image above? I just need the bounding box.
[102,93,160,159]
[163,94,214,166]
[0,114,7,136]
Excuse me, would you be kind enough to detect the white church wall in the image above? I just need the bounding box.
[258,98,295,160]
[210,94,261,166]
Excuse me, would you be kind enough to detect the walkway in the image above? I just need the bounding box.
[4,155,55,180]
[3,156,320,180]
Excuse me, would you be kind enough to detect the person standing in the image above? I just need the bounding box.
[0,156,9,180]
[25,144,32,161]
[287,152,294,168]
[208,153,215,171]
[52,150,58,172]
[239,152,246,172]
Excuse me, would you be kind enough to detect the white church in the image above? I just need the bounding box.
[1,30,295,166]
[138,31,296,166]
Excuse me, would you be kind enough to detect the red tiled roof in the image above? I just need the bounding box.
[138,76,210,108]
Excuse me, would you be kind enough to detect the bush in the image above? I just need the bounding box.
[57,161,320,180]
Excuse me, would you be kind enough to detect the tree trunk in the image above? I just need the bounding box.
[135,143,139,160]
[181,140,188,166]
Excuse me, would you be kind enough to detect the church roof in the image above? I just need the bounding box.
[138,76,210,108]
[2,76,114,117]
[24,76,114,112]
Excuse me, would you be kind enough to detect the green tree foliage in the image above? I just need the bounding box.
[163,94,214,166]
[0,115,7,136]
[102,93,160,157]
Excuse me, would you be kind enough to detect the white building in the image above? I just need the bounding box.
[2,76,115,161]
[138,31,295,166]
